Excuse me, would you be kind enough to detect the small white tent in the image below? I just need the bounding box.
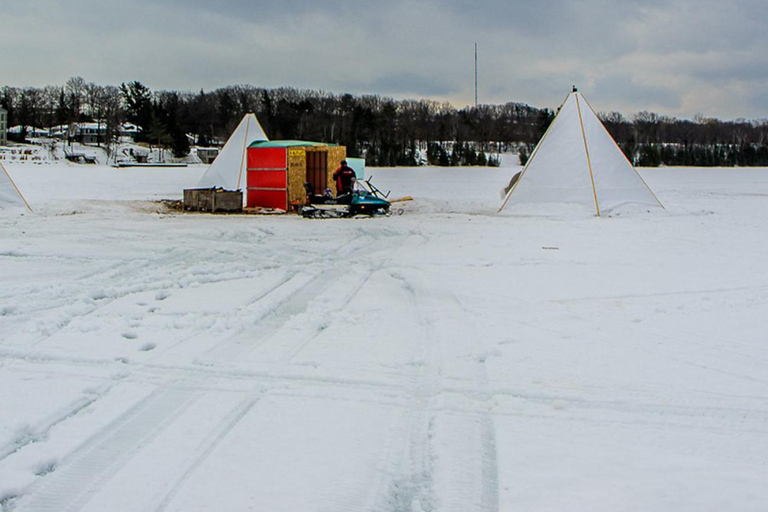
[196,113,268,191]
[499,89,663,215]
[0,162,32,212]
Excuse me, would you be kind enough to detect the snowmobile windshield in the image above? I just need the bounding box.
[353,180,372,193]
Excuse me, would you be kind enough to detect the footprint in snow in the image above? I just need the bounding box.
[121,332,138,340]
[139,342,156,352]
[155,290,171,301]
[34,460,58,476]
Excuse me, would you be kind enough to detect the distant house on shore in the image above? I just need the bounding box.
[196,147,219,164]
[121,122,141,140]
[73,122,107,144]
[0,107,8,145]
[49,125,70,139]
[8,125,49,140]
[57,122,142,144]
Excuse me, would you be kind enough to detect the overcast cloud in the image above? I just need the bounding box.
[2,0,767,119]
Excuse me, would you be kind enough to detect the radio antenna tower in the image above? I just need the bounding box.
[474,43,478,108]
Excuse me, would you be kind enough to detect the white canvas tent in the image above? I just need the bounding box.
[196,113,268,191]
[0,162,32,212]
[499,89,663,215]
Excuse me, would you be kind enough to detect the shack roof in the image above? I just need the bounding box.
[248,140,339,149]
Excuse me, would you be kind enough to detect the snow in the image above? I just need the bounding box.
[1,161,768,511]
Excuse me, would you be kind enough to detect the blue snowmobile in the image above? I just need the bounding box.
[301,178,392,218]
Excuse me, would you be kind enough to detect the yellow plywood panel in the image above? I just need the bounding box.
[279,144,347,212]
[327,146,347,191]
[287,148,307,211]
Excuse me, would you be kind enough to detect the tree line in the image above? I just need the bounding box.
[602,111,768,167]
[3,77,768,167]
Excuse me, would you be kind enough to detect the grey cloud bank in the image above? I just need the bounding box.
[2,0,767,119]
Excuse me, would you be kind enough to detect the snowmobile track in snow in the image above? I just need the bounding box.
[8,232,425,511]
[0,382,115,465]
[200,232,412,363]
[371,270,440,512]
[14,388,202,512]
[373,272,500,512]
[149,394,263,512]
[2,249,194,349]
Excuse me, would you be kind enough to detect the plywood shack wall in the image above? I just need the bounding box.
[327,146,347,191]
[285,145,347,209]
[287,147,307,208]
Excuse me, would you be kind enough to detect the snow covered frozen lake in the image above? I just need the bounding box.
[1,161,767,511]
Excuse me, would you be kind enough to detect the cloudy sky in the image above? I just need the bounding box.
[3,0,767,119]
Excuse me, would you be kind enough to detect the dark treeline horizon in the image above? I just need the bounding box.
[3,78,768,167]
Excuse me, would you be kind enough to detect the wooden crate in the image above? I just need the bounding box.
[183,188,243,213]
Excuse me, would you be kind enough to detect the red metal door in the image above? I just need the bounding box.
[246,147,287,210]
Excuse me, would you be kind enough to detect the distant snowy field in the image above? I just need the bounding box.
[1,161,767,512]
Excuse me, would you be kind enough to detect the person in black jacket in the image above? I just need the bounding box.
[332,160,356,196]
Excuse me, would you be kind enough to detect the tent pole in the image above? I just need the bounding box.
[0,161,33,213]
[575,94,601,217]
[498,93,570,213]
[235,114,252,192]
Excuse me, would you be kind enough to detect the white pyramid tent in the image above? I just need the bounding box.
[499,90,663,215]
[0,162,32,212]
[196,113,268,191]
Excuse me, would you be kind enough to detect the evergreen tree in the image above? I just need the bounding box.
[120,81,152,141]
[171,126,190,158]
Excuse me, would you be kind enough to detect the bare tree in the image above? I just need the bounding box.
[65,77,86,123]
[100,86,125,161]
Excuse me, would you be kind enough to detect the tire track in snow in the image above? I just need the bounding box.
[0,382,115,464]
[143,269,302,362]
[264,234,415,364]
[553,301,768,387]
[0,347,407,394]
[281,232,430,365]
[199,270,339,361]
[14,388,202,512]
[149,393,263,512]
[4,243,281,350]
[551,283,768,304]
[3,249,195,349]
[115,232,419,512]
[6,345,766,430]
[282,269,373,362]
[445,291,500,512]
[377,271,499,512]
[372,269,440,512]
[5,231,393,510]
[6,228,441,512]
[200,232,400,363]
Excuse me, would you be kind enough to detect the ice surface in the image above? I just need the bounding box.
[1,161,767,511]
